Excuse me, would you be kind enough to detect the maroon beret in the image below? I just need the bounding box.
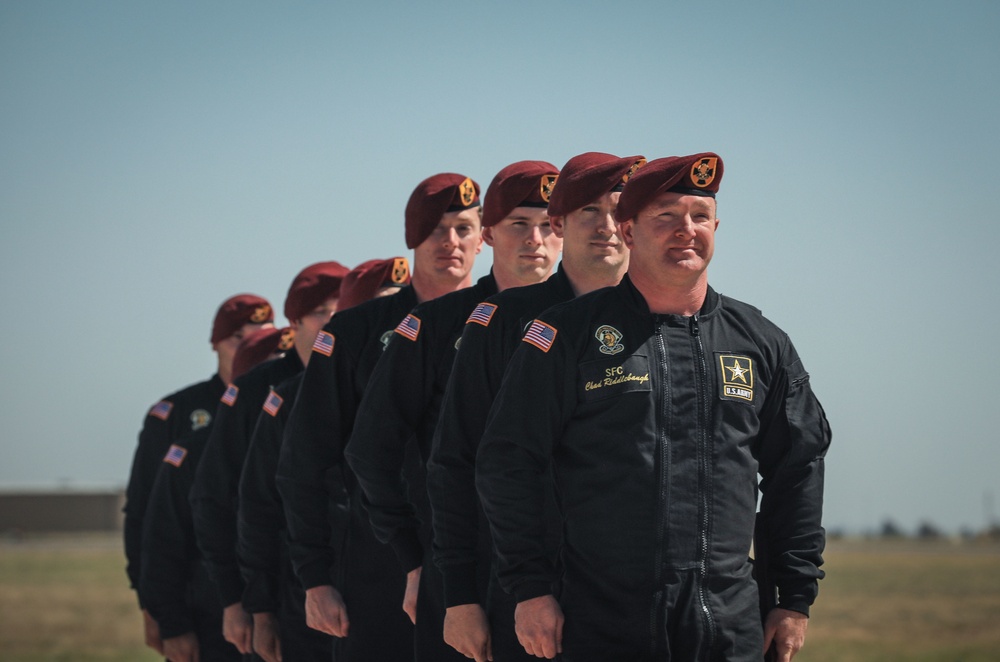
[614,152,724,223]
[404,173,481,249]
[211,294,274,344]
[338,257,410,311]
[231,326,295,380]
[546,152,646,217]
[481,160,560,228]
[284,261,350,321]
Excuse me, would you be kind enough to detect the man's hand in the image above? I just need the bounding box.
[443,603,492,661]
[162,631,199,662]
[252,611,282,662]
[222,602,253,654]
[514,594,563,659]
[141,608,163,654]
[305,584,350,637]
[403,566,421,624]
[763,607,809,662]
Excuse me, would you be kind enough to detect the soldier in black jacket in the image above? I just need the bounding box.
[236,258,410,662]
[344,160,564,661]
[191,261,348,656]
[140,327,285,661]
[276,173,482,661]
[124,293,274,655]
[426,152,644,661]
[475,154,831,661]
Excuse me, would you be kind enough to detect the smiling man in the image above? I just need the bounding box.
[475,153,831,661]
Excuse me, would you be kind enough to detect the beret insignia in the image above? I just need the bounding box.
[540,174,558,203]
[278,328,296,351]
[459,178,476,206]
[391,257,410,284]
[250,304,272,323]
[690,157,717,188]
[623,158,647,183]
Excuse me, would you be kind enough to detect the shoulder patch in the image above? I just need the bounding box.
[466,302,498,327]
[394,313,421,342]
[149,400,173,421]
[312,330,335,356]
[221,384,239,406]
[190,409,212,431]
[263,390,284,417]
[163,444,188,467]
[522,320,557,353]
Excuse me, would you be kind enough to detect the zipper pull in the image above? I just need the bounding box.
[689,315,700,336]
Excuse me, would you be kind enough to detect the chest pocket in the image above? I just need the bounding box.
[578,354,652,404]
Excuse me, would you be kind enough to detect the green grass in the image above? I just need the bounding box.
[1,533,999,661]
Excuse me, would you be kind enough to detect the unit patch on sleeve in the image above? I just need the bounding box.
[190,409,212,431]
[164,444,188,468]
[395,314,421,342]
[263,391,284,417]
[467,302,498,327]
[221,384,239,407]
[719,354,754,403]
[312,331,335,356]
[149,400,173,421]
[523,320,557,353]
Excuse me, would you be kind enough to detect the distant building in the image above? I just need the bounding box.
[0,490,124,533]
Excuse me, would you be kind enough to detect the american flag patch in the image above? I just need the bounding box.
[394,314,421,342]
[523,320,557,353]
[149,400,173,421]
[466,302,497,327]
[164,444,188,467]
[221,384,239,406]
[263,391,283,417]
[312,331,335,356]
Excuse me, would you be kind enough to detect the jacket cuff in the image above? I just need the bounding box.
[512,580,554,604]
[150,605,194,640]
[297,559,335,590]
[442,563,482,608]
[389,532,424,573]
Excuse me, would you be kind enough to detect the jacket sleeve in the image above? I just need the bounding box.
[756,338,831,616]
[475,316,575,603]
[237,397,287,614]
[140,449,198,639]
[345,317,434,573]
[277,333,356,590]
[123,410,171,605]
[428,310,508,607]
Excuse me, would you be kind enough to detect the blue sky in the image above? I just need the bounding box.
[1,1,998,534]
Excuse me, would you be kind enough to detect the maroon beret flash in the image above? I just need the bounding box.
[338,257,410,312]
[284,261,349,321]
[211,294,274,344]
[404,173,481,249]
[231,326,295,380]
[614,152,723,223]
[481,160,560,228]
[546,152,646,217]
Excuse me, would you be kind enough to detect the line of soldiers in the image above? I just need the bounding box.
[124,152,830,662]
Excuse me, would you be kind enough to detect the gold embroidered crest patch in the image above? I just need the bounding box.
[391,257,410,284]
[719,354,754,402]
[690,157,718,189]
[278,328,296,351]
[459,178,476,206]
[540,174,558,202]
[250,304,272,323]
[623,158,647,183]
[190,409,212,431]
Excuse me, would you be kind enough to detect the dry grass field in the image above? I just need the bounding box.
[1,533,998,661]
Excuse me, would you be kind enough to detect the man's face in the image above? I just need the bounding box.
[483,207,562,287]
[622,191,718,286]
[551,191,628,270]
[413,207,483,282]
[213,321,274,376]
[291,295,339,349]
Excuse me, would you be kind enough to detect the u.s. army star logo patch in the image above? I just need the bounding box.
[719,354,754,402]
[595,325,624,355]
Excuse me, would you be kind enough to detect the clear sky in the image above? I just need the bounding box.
[1,1,998,535]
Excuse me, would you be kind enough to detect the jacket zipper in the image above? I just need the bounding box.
[650,318,670,656]
[691,315,717,655]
